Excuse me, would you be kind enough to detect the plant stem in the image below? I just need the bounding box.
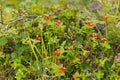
[34,46,43,59]
[0,2,3,24]
[115,0,120,16]
[27,33,39,61]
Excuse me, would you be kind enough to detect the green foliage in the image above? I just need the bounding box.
[0,0,120,80]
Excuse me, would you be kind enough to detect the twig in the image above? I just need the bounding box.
[2,15,40,25]
[7,17,24,25]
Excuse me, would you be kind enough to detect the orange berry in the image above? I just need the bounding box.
[87,20,94,27]
[55,20,61,26]
[101,38,107,42]
[92,33,97,37]
[55,22,60,26]
[76,77,80,80]
[45,14,50,20]
[42,51,47,54]
[89,23,94,27]
[72,40,76,44]
[54,49,60,56]
[76,74,80,80]
[103,15,108,21]
[59,66,67,73]
[59,69,63,73]
[36,35,41,40]
[57,20,61,24]
[62,67,67,71]
[67,47,71,51]
[37,37,41,40]
[87,20,92,25]
[36,35,39,38]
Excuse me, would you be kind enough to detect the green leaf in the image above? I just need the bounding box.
[49,63,65,76]
[99,58,107,67]
[80,62,90,70]
[101,42,110,49]
[11,52,18,59]
[60,46,65,55]
[95,70,104,79]
[0,37,8,46]
[15,68,26,80]
[80,72,88,80]
[104,61,112,70]
[14,45,27,52]
[81,50,88,56]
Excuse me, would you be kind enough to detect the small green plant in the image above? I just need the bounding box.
[0,0,120,80]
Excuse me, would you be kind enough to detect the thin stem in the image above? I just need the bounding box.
[105,22,107,38]
[0,2,3,24]
[27,33,39,61]
[34,46,43,59]
[115,0,120,16]
[94,25,102,37]
[40,26,47,57]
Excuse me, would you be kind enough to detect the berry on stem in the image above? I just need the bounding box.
[59,66,67,72]
[103,15,108,21]
[45,14,50,20]
[72,40,76,44]
[92,33,98,40]
[101,38,107,42]
[36,35,41,40]
[87,20,92,25]
[55,20,61,26]
[92,33,97,37]
[76,73,80,80]
[87,20,94,27]
[67,47,71,51]
[54,49,60,56]
[62,67,67,71]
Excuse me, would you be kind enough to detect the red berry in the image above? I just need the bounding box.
[57,20,61,24]
[62,67,67,71]
[36,35,39,38]
[76,74,79,78]
[87,20,92,25]
[59,66,66,73]
[87,20,94,27]
[76,77,80,80]
[37,37,41,40]
[59,67,63,72]
[67,47,71,51]
[72,40,76,44]
[104,15,108,21]
[55,20,61,26]
[45,14,50,20]
[89,23,94,27]
[59,67,64,72]
[36,35,41,40]
[54,49,60,56]
[55,22,59,26]
[92,33,97,37]
[76,74,80,80]
[92,33,98,40]
[101,38,107,42]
